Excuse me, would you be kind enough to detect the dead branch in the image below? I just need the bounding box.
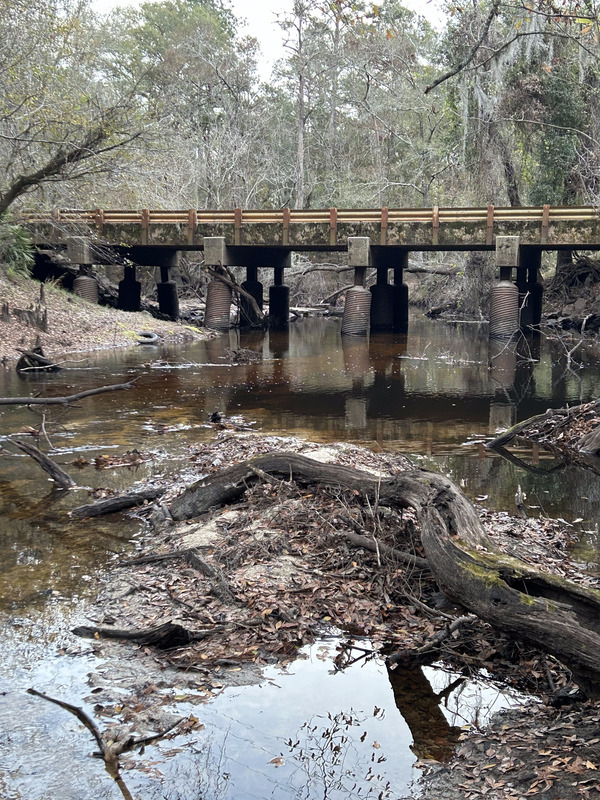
[0,379,137,406]
[71,620,224,649]
[27,686,182,799]
[424,0,501,94]
[15,348,61,373]
[321,284,354,305]
[13,438,75,488]
[205,266,265,324]
[486,408,568,449]
[27,687,105,754]
[70,486,165,518]
[336,513,429,571]
[185,549,240,606]
[388,614,477,668]
[169,451,600,697]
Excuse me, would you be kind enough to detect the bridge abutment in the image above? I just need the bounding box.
[240,265,263,327]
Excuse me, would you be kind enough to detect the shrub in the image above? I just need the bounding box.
[0,220,34,277]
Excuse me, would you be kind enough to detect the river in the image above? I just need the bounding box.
[1,315,598,799]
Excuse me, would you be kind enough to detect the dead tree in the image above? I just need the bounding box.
[169,452,600,697]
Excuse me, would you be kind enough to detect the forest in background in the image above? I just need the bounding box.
[1,0,600,217]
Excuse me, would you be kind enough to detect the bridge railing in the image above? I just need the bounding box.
[18,205,600,247]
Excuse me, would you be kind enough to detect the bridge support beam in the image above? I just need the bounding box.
[517,247,543,330]
[342,237,372,336]
[269,265,290,329]
[156,251,180,320]
[203,237,231,331]
[393,253,409,333]
[118,265,141,312]
[489,236,520,339]
[240,265,263,327]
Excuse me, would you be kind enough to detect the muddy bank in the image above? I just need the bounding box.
[61,431,600,799]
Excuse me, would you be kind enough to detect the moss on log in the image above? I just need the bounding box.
[170,452,600,697]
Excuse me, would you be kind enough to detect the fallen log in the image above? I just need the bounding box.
[70,486,165,518]
[170,452,600,697]
[72,620,223,649]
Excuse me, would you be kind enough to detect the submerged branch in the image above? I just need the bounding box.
[0,380,137,406]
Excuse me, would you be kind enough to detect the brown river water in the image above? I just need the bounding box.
[1,316,599,799]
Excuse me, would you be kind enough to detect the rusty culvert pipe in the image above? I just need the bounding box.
[204,279,232,331]
[73,275,99,304]
[489,280,519,339]
[342,286,371,336]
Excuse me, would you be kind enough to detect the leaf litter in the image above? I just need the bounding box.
[69,431,600,800]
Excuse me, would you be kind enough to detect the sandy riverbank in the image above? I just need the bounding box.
[0,273,211,364]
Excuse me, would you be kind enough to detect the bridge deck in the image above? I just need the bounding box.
[20,205,600,249]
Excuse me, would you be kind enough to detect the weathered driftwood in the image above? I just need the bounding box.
[170,452,600,697]
[0,380,136,406]
[486,408,566,449]
[15,347,60,373]
[72,620,223,649]
[13,438,75,489]
[70,486,165,518]
[487,398,600,450]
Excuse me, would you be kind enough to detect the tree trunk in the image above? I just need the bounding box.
[169,452,600,696]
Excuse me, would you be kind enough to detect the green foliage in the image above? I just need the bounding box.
[529,66,585,205]
[0,221,34,277]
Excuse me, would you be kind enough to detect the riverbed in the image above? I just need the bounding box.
[1,316,598,799]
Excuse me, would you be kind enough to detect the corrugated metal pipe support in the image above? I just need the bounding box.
[204,279,231,330]
[342,286,371,336]
[489,280,519,339]
[73,275,99,304]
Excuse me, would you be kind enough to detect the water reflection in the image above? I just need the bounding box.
[2,316,597,798]
[2,316,600,610]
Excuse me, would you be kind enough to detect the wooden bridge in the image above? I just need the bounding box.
[21,204,600,248]
[21,205,600,336]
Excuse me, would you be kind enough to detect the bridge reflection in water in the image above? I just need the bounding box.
[166,316,600,541]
